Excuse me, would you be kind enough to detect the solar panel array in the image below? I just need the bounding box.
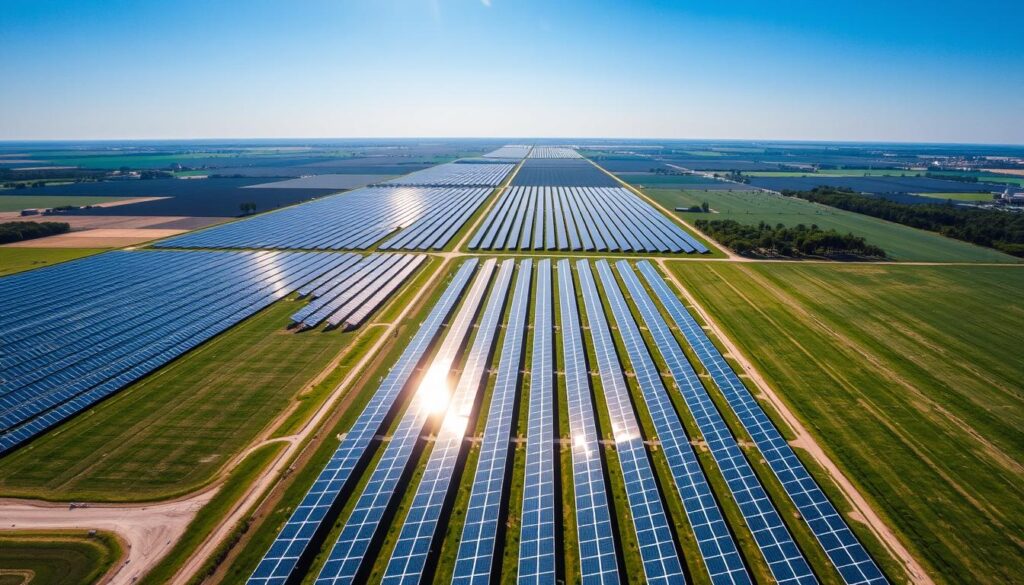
[248,259,479,585]
[576,260,685,585]
[511,158,620,187]
[528,147,582,159]
[314,259,497,585]
[452,260,532,585]
[557,259,620,584]
[517,259,557,585]
[244,259,889,585]
[483,145,532,159]
[383,259,515,585]
[157,186,491,251]
[291,254,425,329]
[620,261,815,585]
[0,249,355,454]
[637,261,889,585]
[470,186,707,253]
[380,163,514,187]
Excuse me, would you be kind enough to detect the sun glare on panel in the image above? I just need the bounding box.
[418,364,451,415]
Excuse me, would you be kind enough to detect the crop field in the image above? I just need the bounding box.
[0,531,122,585]
[742,170,925,178]
[666,262,1024,584]
[645,188,1020,262]
[0,195,131,211]
[0,247,105,276]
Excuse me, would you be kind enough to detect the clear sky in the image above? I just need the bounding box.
[2,0,1022,143]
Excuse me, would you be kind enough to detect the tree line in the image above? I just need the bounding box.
[0,221,70,244]
[695,219,886,259]
[784,187,1024,257]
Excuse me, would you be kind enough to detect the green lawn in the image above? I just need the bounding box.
[666,262,1024,585]
[645,188,1019,262]
[0,195,130,211]
[913,192,997,202]
[0,298,364,502]
[0,248,105,276]
[0,531,122,585]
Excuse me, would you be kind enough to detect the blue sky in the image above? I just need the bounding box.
[2,0,1022,143]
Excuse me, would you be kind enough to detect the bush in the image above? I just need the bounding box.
[0,221,71,244]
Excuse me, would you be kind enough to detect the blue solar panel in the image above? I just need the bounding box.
[556,259,620,584]
[601,260,753,585]
[636,261,888,585]
[247,259,480,585]
[576,260,685,585]
[311,260,498,585]
[516,259,557,585]
[381,259,515,585]
[450,260,532,585]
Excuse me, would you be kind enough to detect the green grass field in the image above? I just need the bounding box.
[0,531,122,585]
[0,195,130,211]
[913,191,996,202]
[645,188,1019,262]
[0,248,105,276]
[665,262,1024,585]
[0,298,364,502]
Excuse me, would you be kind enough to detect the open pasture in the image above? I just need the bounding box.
[666,262,1024,584]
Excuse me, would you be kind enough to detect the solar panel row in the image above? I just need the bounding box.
[0,249,353,454]
[380,163,513,187]
[291,254,425,329]
[313,259,498,585]
[382,259,515,585]
[528,147,582,159]
[618,261,815,585]
[636,261,889,585]
[248,259,480,585]
[157,186,491,251]
[511,159,620,187]
[452,260,532,585]
[517,259,557,585]
[470,187,707,253]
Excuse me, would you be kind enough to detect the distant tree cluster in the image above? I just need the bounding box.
[925,172,978,183]
[695,219,886,259]
[0,221,70,244]
[785,187,1024,257]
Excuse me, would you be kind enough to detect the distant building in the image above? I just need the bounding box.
[20,208,40,216]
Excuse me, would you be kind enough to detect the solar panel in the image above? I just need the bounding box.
[381,259,515,585]
[247,259,479,585]
[602,261,753,585]
[451,260,533,585]
[576,260,685,585]
[516,259,557,585]
[380,163,514,187]
[556,259,620,584]
[636,261,888,585]
[312,259,498,585]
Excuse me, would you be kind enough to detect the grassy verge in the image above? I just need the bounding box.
[665,261,1024,584]
[0,530,122,585]
[0,247,105,276]
[644,188,1018,263]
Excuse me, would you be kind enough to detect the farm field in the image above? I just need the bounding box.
[0,531,122,585]
[0,296,367,501]
[0,195,131,211]
[0,247,105,276]
[742,170,925,178]
[645,188,1020,262]
[747,175,1004,195]
[666,261,1024,585]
